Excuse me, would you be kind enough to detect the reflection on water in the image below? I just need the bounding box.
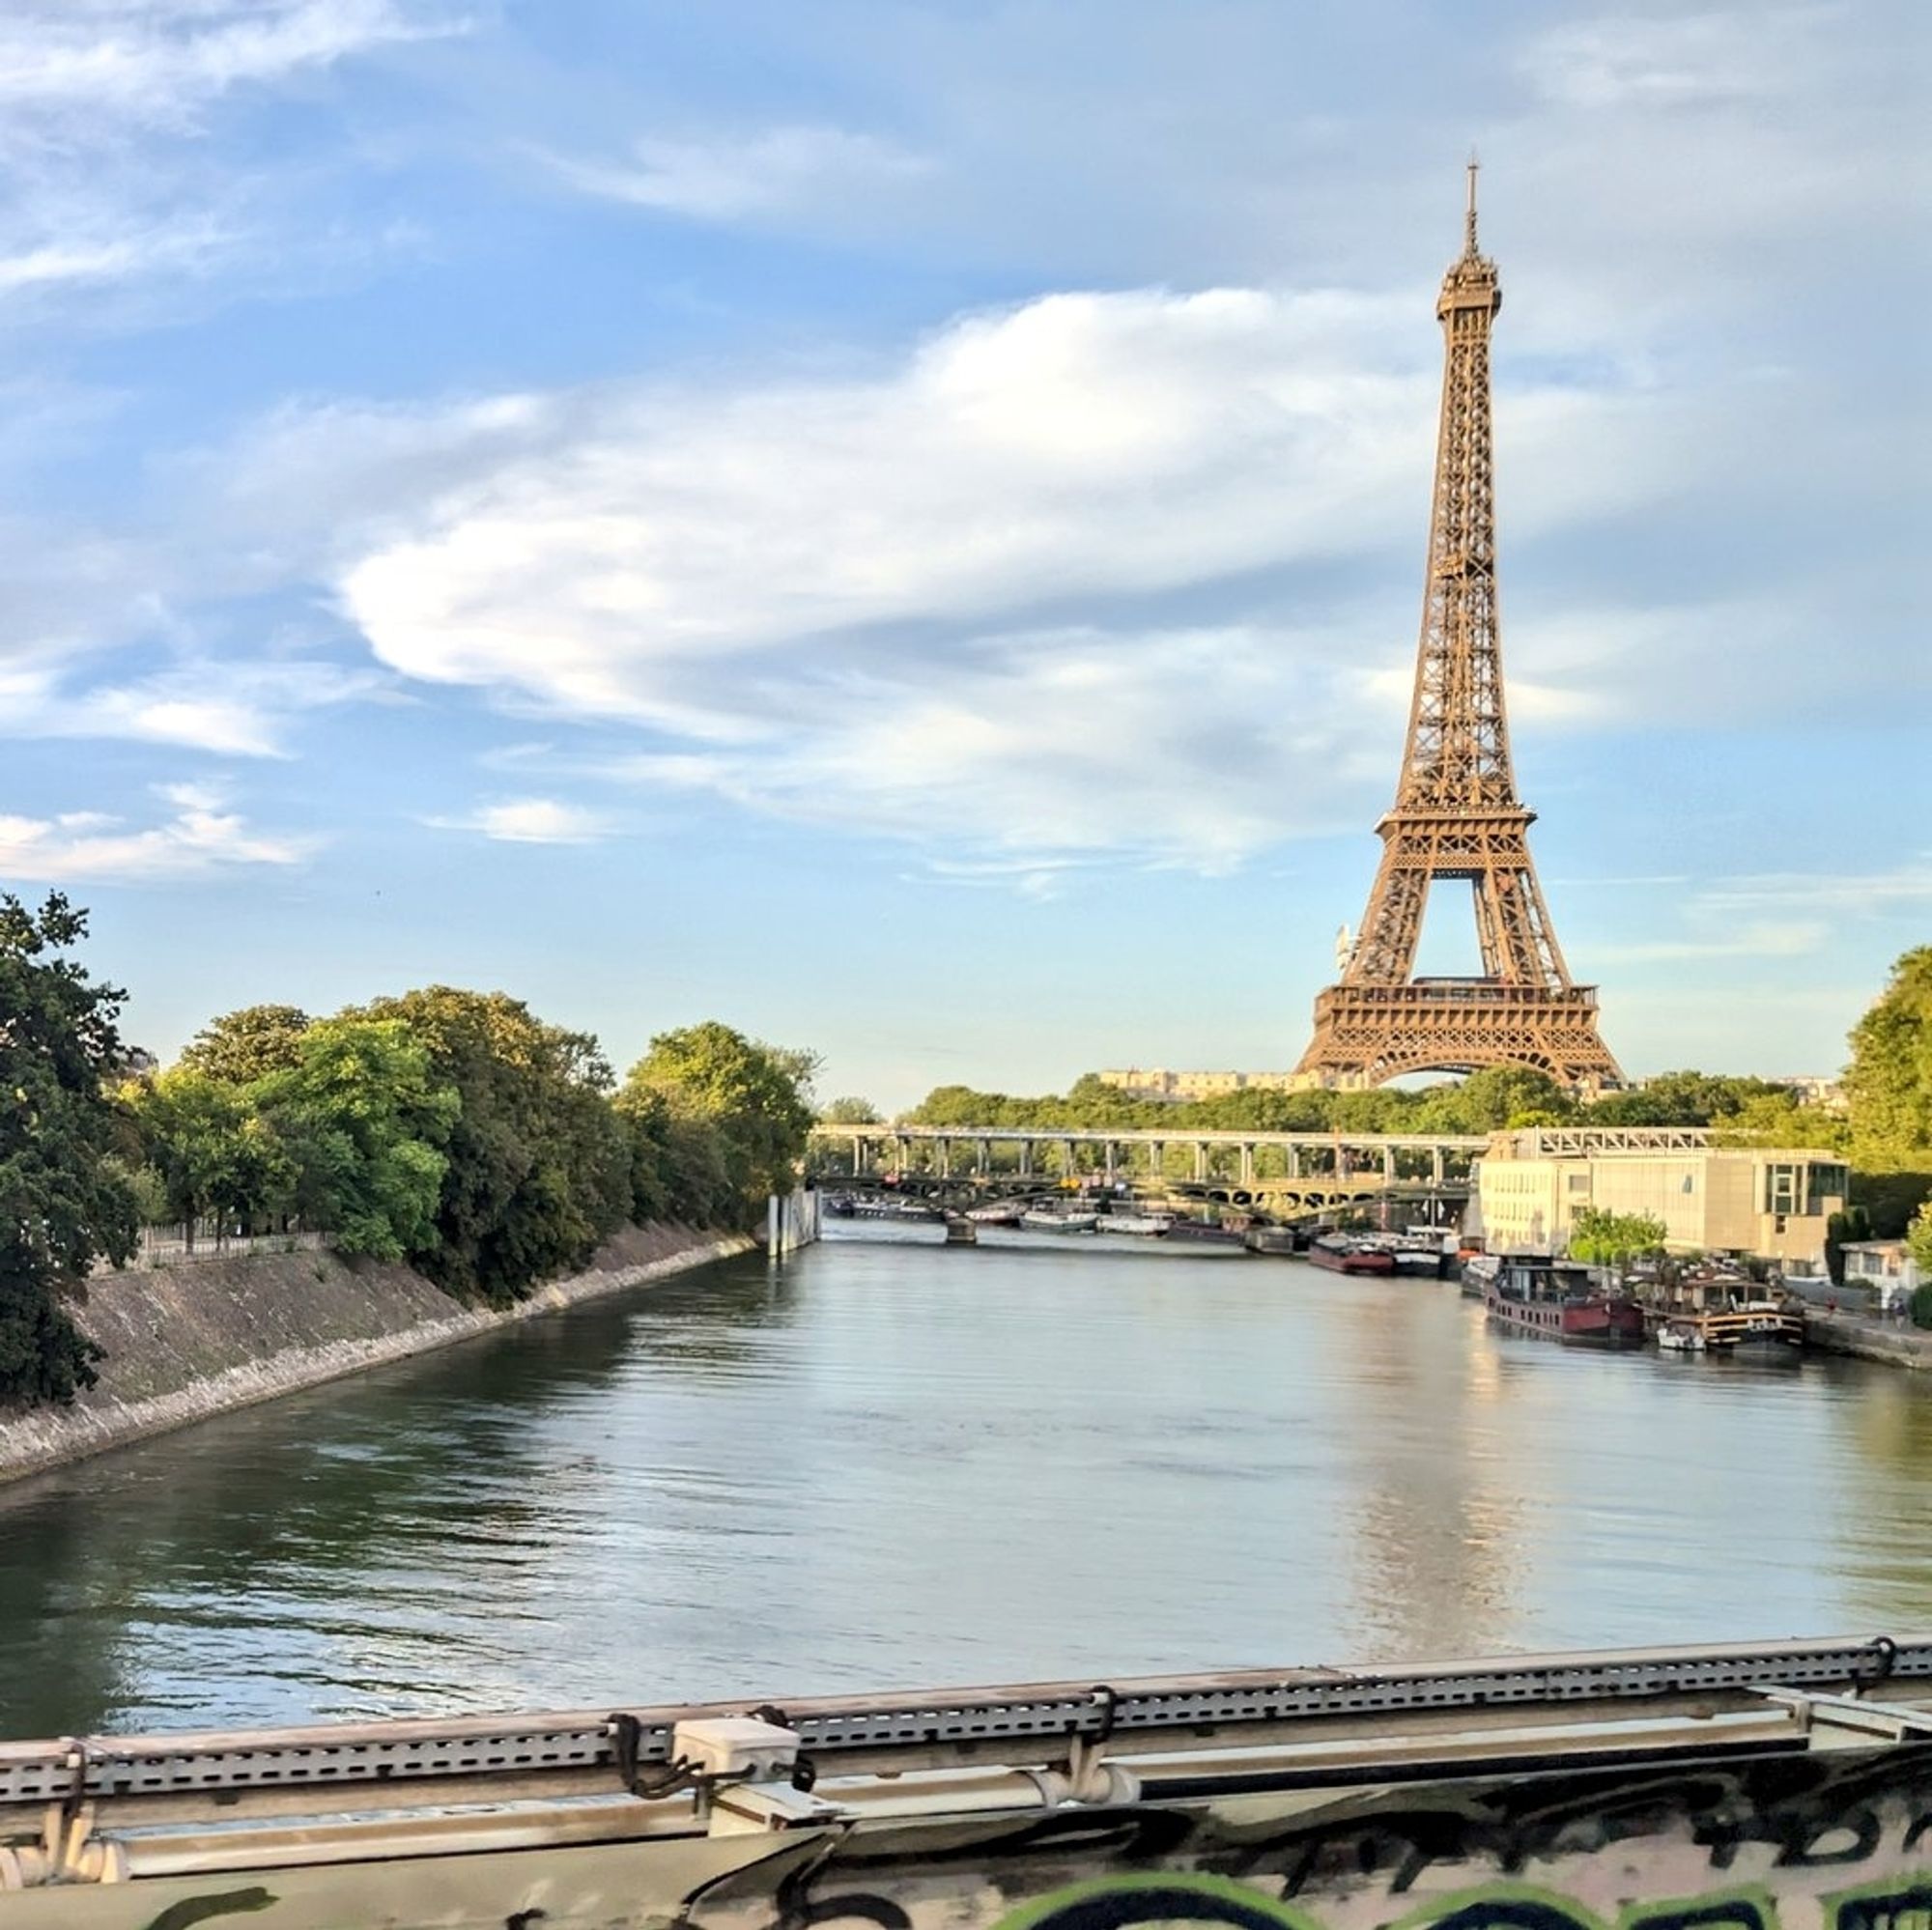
[2,1232,1929,1738]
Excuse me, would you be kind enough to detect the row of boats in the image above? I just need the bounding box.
[822,1195,1457,1268]
[1461,1253,1806,1352]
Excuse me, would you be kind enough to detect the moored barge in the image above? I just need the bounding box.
[1484,1253,1645,1343]
[1307,1234,1398,1275]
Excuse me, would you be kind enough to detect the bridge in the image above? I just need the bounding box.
[808,1122,1490,1210]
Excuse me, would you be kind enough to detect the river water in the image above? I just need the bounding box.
[2,1230,1929,1740]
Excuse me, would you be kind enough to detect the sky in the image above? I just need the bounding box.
[0,0,1926,1111]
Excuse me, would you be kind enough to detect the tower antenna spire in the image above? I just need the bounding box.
[1465,148,1480,255]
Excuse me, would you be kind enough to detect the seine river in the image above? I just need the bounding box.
[2,1230,1929,1740]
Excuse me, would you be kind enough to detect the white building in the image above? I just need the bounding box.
[1839,1240,1922,1315]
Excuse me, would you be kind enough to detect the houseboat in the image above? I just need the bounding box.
[1485,1255,1646,1344]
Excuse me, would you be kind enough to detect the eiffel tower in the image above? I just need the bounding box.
[1294,165,1623,1093]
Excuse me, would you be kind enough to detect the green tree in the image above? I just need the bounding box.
[1845,948,1932,1171]
[125,1066,289,1245]
[251,1019,456,1260]
[820,1095,882,1124]
[0,894,140,1404]
[1907,1199,1932,1282]
[355,987,633,1305]
[621,1022,816,1219]
[1825,1205,1872,1286]
[1712,1090,1847,1152]
[1586,1070,1791,1127]
[1568,1206,1668,1279]
[178,1004,312,1084]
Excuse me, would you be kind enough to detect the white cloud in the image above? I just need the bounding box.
[324,277,1866,868]
[545,124,929,224]
[336,286,1455,729]
[0,2,467,320]
[428,797,613,843]
[0,659,382,755]
[0,1,462,134]
[0,783,316,882]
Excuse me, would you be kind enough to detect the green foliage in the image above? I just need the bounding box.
[1567,1206,1669,1276]
[820,1095,882,1124]
[1907,1200,1932,1282]
[1826,1206,1872,1286]
[1911,1284,1932,1332]
[1712,1089,1848,1151]
[249,1019,456,1261]
[0,894,139,1404]
[354,987,634,1307]
[178,1004,312,1084]
[620,1023,816,1221]
[1845,948,1932,1173]
[121,1067,290,1241]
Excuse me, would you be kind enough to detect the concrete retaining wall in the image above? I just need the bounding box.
[0,1225,754,1485]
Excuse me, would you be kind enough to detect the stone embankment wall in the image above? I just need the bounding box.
[0,1224,753,1485]
[1806,1309,1932,1371]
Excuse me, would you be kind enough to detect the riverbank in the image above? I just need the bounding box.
[1806,1309,1932,1372]
[0,1224,754,1485]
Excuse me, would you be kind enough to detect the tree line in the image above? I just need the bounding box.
[877,946,1932,1268]
[1,894,816,1408]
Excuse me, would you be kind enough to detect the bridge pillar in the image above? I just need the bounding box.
[1382,1146,1396,1185]
[1239,1143,1255,1185]
[1286,1145,1301,1179]
[1019,1139,1033,1179]
[1432,1147,1445,1187]
[1193,1142,1208,1182]
[852,1133,867,1178]
[1149,1140,1165,1180]
[895,1135,912,1178]
[1061,1139,1076,1181]
[978,1138,992,1178]
[1104,1141,1118,1183]
[938,1138,952,1180]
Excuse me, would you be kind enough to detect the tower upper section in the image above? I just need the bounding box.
[1392,157,1517,817]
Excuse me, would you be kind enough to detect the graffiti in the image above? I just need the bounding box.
[970,1878,1932,1930]
[140,1889,277,1930]
[680,1748,1932,1930]
[993,1874,1317,1930]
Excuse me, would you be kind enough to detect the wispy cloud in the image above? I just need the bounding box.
[0,1,465,136]
[0,781,316,882]
[543,124,929,224]
[427,797,613,843]
[1,659,382,755]
[0,2,468,320]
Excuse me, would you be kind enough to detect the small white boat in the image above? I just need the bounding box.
[965,1203,1023,1226]
[1020,1208,1099,1233]
[1657,1320,1707,1353]
[1097,1213,1174,1236]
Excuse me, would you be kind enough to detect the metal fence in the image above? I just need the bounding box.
[124,1225,333,1270]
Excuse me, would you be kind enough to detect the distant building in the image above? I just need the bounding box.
[1098,1068,1303,1104]
[1839,1240,1922,1314]
[1769,1075,1848,1112]
[1476,1126,1849,1269]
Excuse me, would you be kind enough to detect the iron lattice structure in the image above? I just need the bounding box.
[1296,169,1623,1093]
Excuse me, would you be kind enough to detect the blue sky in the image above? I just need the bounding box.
[0,0,1925,1110]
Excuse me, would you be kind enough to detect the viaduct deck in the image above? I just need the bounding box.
[809,1122,1491,1190]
